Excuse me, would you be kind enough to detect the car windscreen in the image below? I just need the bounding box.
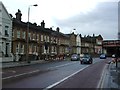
[101,54,105,57]
[83,55,90,58]
[72,54,78,57]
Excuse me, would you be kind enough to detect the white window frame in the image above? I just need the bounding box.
[29,33,31,40]
[44,35,46,42]
[47,36,49,42]
[29,45,32,54]
[22,32,26,39]
[43,46,46,54]
[33,33,35,40]
[37,34,39,41]
[41,35,43,41]
[17,31,20,38]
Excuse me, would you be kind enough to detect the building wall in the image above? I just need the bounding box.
[69,33,77,54]
[0,2,12,60]
[11,8,104,61]
[76,34,81,54]
[12,23,41,61]
[81,42,89,54]
[81,35,103,56]
[12,15,71,61]
[95,39,103,54]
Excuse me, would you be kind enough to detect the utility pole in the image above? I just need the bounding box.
[115,41,118,68]
[26,4,38,63]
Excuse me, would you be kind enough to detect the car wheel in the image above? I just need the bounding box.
[91,61,93,64]
[89,61,92,64]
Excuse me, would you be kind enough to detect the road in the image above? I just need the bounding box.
[2,58,110,89]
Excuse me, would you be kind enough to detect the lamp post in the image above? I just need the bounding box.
[70,28,76,34]
[26,4,38,63]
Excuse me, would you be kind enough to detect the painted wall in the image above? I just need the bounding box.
[0,2,12,60]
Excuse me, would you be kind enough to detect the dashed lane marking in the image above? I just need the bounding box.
[0,70,16,74]
[44,65,89,89]
[2,69,40,80]
[97,64,108,88]
[48,62,77,69]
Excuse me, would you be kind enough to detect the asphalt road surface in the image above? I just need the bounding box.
[2,58,110,89]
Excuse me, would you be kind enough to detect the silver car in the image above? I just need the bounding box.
[71,54,80,61]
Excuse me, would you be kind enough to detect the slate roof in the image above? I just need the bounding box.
[13,18,69,38]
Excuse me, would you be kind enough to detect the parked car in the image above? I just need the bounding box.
[100,54,107,59]
[80,54,93,64]
[71,54,80,61]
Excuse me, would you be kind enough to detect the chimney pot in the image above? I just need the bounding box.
[41,20,45,28]
[56,27,60,32]
[15,9,22,21]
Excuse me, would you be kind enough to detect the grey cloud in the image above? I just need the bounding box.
[53,2,118,40]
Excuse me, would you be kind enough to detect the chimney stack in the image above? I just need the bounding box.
[79,34,82,37]
[56,27,60,32]
[15,9,22,21]
[41,20,45,28]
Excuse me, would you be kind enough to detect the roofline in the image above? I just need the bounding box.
[103,40,120,42]
[0,1,12,20]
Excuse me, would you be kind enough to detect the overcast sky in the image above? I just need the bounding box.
[1,0,119,40]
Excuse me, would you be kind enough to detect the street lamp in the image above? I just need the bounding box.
[26,4,38,63]
[70,28,76,34]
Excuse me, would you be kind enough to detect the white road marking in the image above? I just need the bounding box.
[12,70,16,73]
[1,70,16,74]
[44,65,89,89]
[48,62,77,69]
[2,62,77,80]
[97,64,108,88]
[2,69,40,80]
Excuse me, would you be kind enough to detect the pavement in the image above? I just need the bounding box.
[1,58,120,89]
[1,60,52,69]
[1,57,70,69]
[101,61,120,89]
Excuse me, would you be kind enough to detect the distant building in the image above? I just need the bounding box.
[76,34,81,55]
[81,34,103,55]
[0,1,12,62]
[66,33,77,55]
[66,33,103,56]
[94,34,103,54]
[103,40,120,57]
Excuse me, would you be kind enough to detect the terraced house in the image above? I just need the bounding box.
[11,9,103,62]
[66,33,80,55]
[81,34,103,56]
[12,10,70,62]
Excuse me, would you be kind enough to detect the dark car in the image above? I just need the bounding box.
[100,54,107,59]
[80,54,93,64]
[71,54,80,61]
